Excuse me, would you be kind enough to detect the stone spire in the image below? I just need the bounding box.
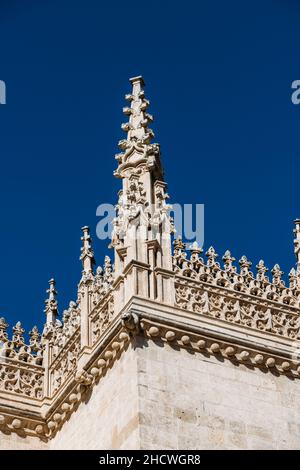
[114,76,163,181]
[112,76,174,308]
[121,76,154,144]
[80,226,95,280]
[293,219,300,287]
[44,278,58,325]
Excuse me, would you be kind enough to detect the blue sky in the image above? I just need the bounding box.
[0,0,300,334]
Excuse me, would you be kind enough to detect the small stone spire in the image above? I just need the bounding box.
[121,76,154,145]
[0,317,8,342]
[29,326,41,351]
[12,321,25,346]
[222,250,236,272]
[44,278,58,325]
[205,246,219,268]
[256,260,268,283]
[271,264,284,287]
[294,219,300,272]
[289,267,297,290]
[80,226,95,278]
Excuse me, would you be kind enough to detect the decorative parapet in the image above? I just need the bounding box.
[0,361,44,399]
[0,319,43,365]
[91,256,114,306]
[49,330,80,396]
[175,278,300,340]
[0,317,44,400]
[90,294,114,346]
[173,238,300,342]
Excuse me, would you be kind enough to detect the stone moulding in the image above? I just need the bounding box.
[141,315,300,377]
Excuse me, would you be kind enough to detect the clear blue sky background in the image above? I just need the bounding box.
[0,0,300,335]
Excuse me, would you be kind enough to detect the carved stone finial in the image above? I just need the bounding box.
[289,267,297,290]
[29,326,41,351]
[256,260,268,283]
[0,317,8,342]
[115,76,163,181]
[80,226,95,280]
[29,325,40,341]
[173,237,186,254]
[173,237,187,271]
[103,256,113,283]
[239,256,252,277]
[222,250,236,272]
[189,241,202,253]
[12,321,25,346]
[44,278,58,325]
[271,264,284,287]
[189,241,203,265]
[121,76,154,145]
[205,246,219,267]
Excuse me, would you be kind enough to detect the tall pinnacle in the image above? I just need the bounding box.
[112,76,173,290]
[80,226,95,278]
[44,278,58,325]
[121,76,154,144]
[115,76,163,180]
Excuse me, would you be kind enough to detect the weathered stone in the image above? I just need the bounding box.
[1,76,300,451]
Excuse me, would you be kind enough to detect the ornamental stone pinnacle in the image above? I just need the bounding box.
[122,75,154,144]
[289,267,297,290]
[80,226,95,280]
[0,317,8,342]
[256,259,268,282]
[44,278,58,325]
[222,250,236,272]
[114,76,163,182]
[29,325,41,351]
[12,321,25,346]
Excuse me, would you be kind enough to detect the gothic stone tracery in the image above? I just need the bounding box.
[1,77,300,445]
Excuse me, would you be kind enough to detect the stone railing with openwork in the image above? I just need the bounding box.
[173,238,300,341]
[44,254,115,397]
[0,240,118,437]
[0,319,44,400]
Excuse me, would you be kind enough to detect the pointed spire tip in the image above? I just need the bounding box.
[129,75,145,86]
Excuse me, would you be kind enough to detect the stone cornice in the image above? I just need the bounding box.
[126,296,300,358]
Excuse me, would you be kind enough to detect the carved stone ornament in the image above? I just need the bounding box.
[1,76,300,445]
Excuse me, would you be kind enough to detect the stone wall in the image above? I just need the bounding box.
[0,433,48,450]
[136,337,300,450]
[2,334,300,449]
[50,344,140,450]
